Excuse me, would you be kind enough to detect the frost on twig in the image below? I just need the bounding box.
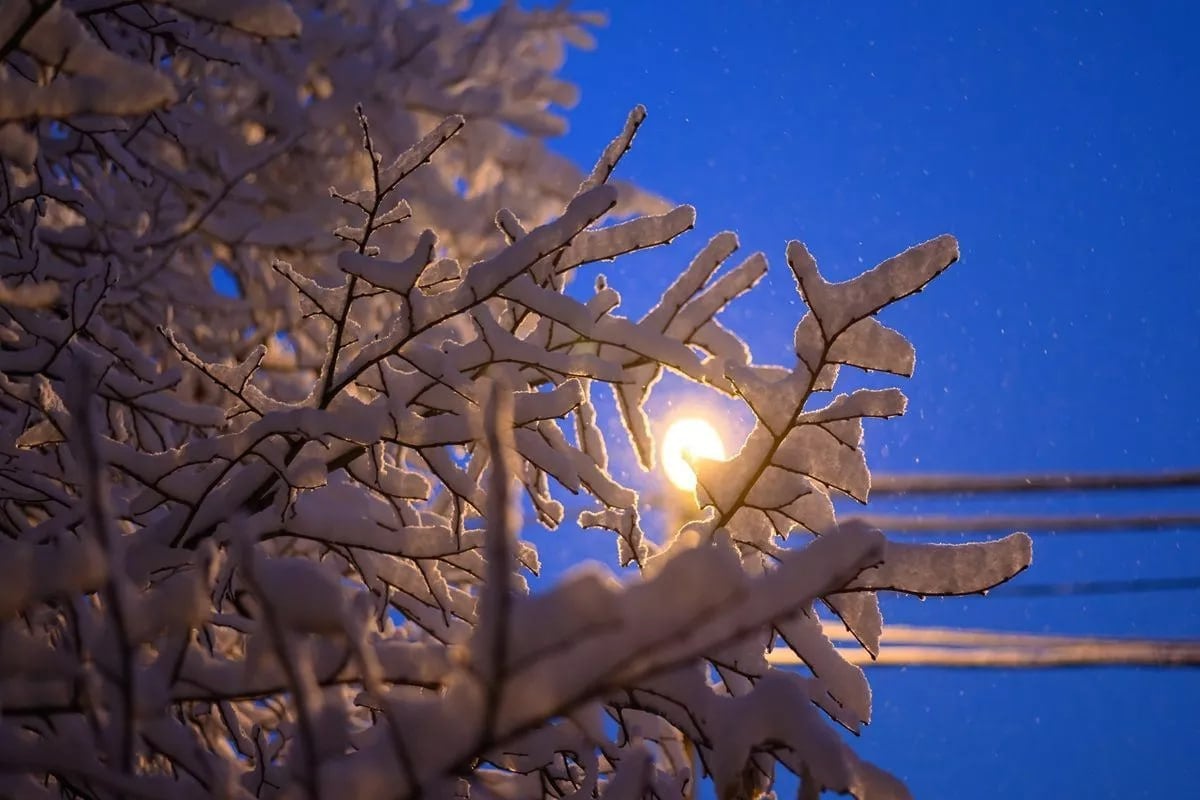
[1,4,1030,799]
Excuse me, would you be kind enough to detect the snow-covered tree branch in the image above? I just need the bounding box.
[1,3,1030,798]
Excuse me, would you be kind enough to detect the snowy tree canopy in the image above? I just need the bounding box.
[0,2,1031,798]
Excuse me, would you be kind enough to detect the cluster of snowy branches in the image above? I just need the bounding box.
[0,2,1031,799]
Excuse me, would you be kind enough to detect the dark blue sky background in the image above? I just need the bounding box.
[501,1,1199,797]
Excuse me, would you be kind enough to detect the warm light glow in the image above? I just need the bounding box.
[662,417,725,492]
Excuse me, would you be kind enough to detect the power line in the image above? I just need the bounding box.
[773,625,1200,669]
[805,470,1200,668]
[870,468,1200,496]
[821,623,1113,649]
[851,512,1200,535]
[833,643,1200,668]
[995,575,1200,598]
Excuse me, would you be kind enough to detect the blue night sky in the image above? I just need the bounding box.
[494,1,1200,797]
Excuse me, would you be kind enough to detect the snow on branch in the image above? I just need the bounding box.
[0,4,1031,799]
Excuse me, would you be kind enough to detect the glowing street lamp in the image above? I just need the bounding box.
[662,417,725,493]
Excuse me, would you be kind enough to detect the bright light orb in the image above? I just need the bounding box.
[662,417,725,492]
